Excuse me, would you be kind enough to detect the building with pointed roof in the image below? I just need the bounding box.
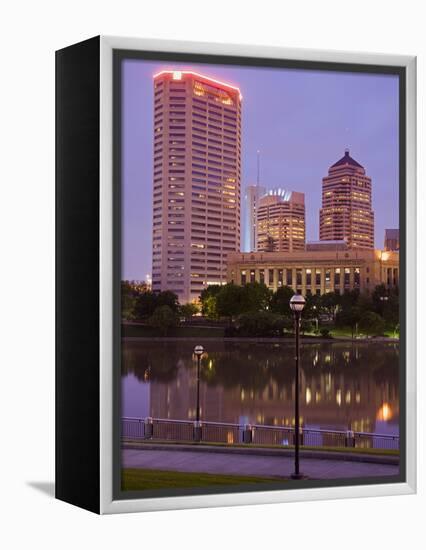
[319,149,374,249]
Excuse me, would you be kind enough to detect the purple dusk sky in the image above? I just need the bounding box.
[121,59,399,281]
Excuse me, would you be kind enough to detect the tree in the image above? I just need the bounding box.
[340,289,360,311]
[371,284,388,316]
[320,291,340,321]
[134,290,179,320]
[134,290,158,319]
[121,280,150,320]
[200,285,222,318]
[372,284,399,332]
[336,306,361,339]
[357,292,374,315]
[180,302,199,320]
[156,290,180,313]
[236,311,283,337]
[149,305,177,336]
[216,283,245,322]
[383,293,399,334]
[121,281,137,320]
[300,319,313,335]
[270,286,295,316]
[358,311,385,337]
[241,281,272,313]
[303,292,321,319]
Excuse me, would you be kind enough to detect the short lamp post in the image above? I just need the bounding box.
[193,345,204,442]
[289,294,306,479]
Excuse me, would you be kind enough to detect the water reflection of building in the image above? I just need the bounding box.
[147,344,399,434]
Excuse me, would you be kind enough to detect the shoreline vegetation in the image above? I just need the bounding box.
[121,281,400,341]
[122,322,399,343]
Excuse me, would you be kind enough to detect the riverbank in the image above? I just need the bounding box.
[122,323,399,342]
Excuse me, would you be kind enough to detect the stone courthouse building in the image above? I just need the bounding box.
[226,243,399,295]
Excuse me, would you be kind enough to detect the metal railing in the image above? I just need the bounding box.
[122,417,399,451]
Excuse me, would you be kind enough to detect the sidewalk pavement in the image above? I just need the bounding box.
[122,447,399,480]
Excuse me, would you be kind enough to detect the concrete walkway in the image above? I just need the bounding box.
[122,447,399,480]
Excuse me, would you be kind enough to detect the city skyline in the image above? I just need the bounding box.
[122,59,399,281]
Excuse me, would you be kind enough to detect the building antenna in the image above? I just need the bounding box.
[256,149,261,187]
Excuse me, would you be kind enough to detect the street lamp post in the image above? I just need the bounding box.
[312,306,318,333]
[193,345,204,442]
[289,294,306,479]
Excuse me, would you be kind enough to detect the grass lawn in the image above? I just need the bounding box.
[328,325,399,339]
[122,468,281,491]
[328,326,355,338]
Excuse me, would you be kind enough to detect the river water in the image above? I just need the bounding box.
[122,340,399,435]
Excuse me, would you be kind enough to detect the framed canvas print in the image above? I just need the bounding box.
[55,36,417,514]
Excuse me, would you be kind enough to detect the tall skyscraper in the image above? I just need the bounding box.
[319,149,374,249]
[243,184,266,252]
[256,189,305,252]
[151,70,242,303]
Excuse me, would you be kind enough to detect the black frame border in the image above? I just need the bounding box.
[112,48,407,502]
[56,36,101,513]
